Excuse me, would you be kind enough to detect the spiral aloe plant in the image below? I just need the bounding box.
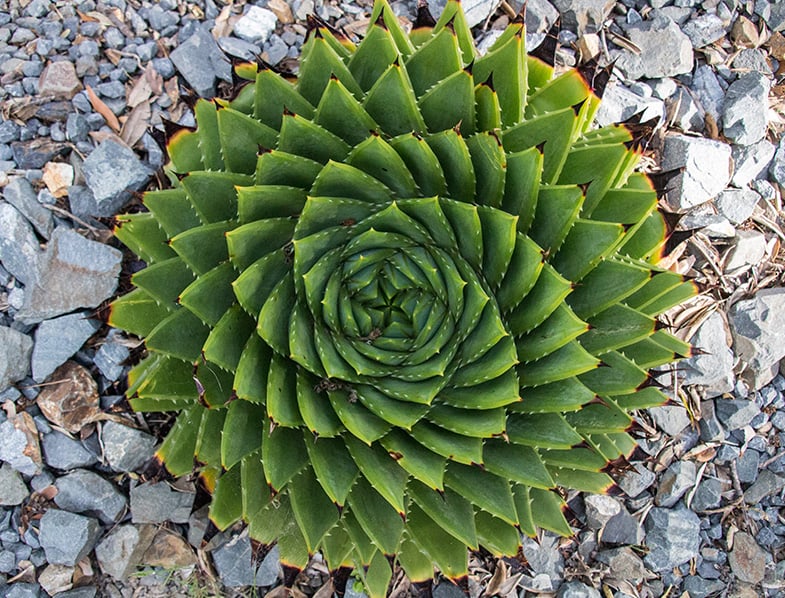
[110,0,694,593]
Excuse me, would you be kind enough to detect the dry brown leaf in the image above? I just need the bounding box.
[85,85,121,132]
[37,361,105,434]
[145,63,163,96]
[121,99,152,148]
[79,10,113,28]
[104,48,123,66]
[212,4,237,38]
[268,0,294,24]
[731,16,761,48]
[127,74,153,108]
[484,560,507,597]
[312,579,334,598]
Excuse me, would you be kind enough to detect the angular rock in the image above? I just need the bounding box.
[2,583,41,597]
[16,228,122,324]
[601,509,643,546]
[682,311,735,397]
[101,421,156,473]
[0,326,33,390]
[737,449,760,484]
[93,332,130,382]
[655,461,697,507]
[0,202,42,286]
[731,141,775,188]
[643,507,701,571]
[715,397,761,429]
[682,576,726,598]
[690,64,725,123]
[38,61,82,99]
[31,312,100,382]
[39,509,101,566]
[715,188,760,226]
[95,524,157,579]
[211,532,258,588]
[550,0,614,33]
[690,478,722,513]
[141,529,197,570]
[698,399,725,442]
[649,404,691,436]
[2,177,53,239]
[722,72,772,146]
[744,470,785,504]
[613,17,693,79]
[730,288,785,389]
[54,588,97,598]
[726,230,768,274]
[170,26,232,97]
[41,431,98,470]
[661,134,732,211]
[257,545,281,586]
[11,139,68,170]
[618,462,655,498]
[233,6,278,44]
[682,13,728,47]
[36,361,103,434]
[594,82,664,128]
[584,495,622,530]
[521,534,564,592]
[130,482,195,524]
[729,532,767,584]
[54,469,127,523]
[557,581,600,598]
[770,136,785,186]
[82,139,152,217]
[37,564,74,596]
[0,462,28,505]
[0,410,42,476]
[596,547,652,583]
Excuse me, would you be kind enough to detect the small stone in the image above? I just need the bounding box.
[0,549,15,573]
[730,289,785,390]
[31,312,100,382]
[643,507,701,571]
[16,227,122,324]
[11,138,68,170]
[682,576,726,598]
[557,581,600,598]
[715,188,760,225]
[596,547,651,583]
[2,177,53,239]
[0,326,33,390]
[729,531,767,584]
[601,509,643,546]
[655,461,697,507]
[41,431,98,470]
[722,72,772,146]
[41,162,74,199]
[770,136,785,186]
[256,545,281,586]
[737,449,760,484]
[101,421,156,473]
[584,495,621,530]
[38,61,82,99]
[130,482,195,524]
[732,141,775,189]
[690,64,725,124]
[649,405,691,436]
[0,410,42,476]
[618,463,656,498]
[613,16,693,79]
[147,5,179,32]
[690,477,724,512]
[0,462,29,505]
[82,139,151,217]
[744,470,785,504]
[141,529,197,570]
[3,583,41,598]
[187,505,210,548]
[211,532,258,587]
[217,36,259,61]
[93,334,130,382]
[39,509,101,566]
[682,311,735,397]
[726,229,768,274]
[170,26,231,97]
[661,134,732,211]
[594,82,664,127]
[54,469,127,523]
[38,563,75,596]
[549,0,614,34]
[234,6,278,44]
[682,13,728,47]
[0,202,42,286]
[53,588,97,598]
[95,524,157,579]
[715,397,761,429]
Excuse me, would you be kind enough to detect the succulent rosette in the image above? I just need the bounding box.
[110,0,695,594]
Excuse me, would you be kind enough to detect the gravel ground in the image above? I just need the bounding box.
[1,0,785,596]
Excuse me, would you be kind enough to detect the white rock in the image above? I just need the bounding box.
[682,311,735,397]
[724,229,767,274]
[233,6,278,45]
[715,188,760,225]
[731,140,775,188]
[584,495,622,529]
[661,134,732,210]
[722,72,772,146]
[594,82,664,127]
[730,288,785,389]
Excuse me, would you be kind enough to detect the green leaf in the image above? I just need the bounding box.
[289,467,339,551]
[410,420,483,465]
[328,388,391,444]
[266,353,302,427]
[109,288,173,337]
[565,397,632,433]
[496,233,545,314]
[221,399,266,469]
[427,403,506,437]
[179,262,237,326]
[475,511,521,556]
[439,368,520,410]
[156,405,201,476]
[236,185,306,224]
[306,435,358,507]
[426,130,475,203]
[210,464,243,530]
[508,264,573,336]
[388,134,446,197]
[232,250,290,317]
[347,476,405,555]
[507,412,583,449]
[473,28,526,127]
[518,340,599,387]
[226,217,296,270]
[355,384,428,429]
[257,274,295,357]
[262,425,308,491]
[547,467,615,494]
[314,76,379,146]
[278,113,350,164]
[406,502,468,579]
[145,308,210,362]
[529,488,572,536]
[483,440,554,489]
[419,69,475,134]
[361,551,393,598]
[254,67,316,129]
[255,150,322,188]
[195,407,225,465]
[580,304,655,356]
[363,62,426,136]
[217,107,278,174]
[380,429,446,490]
[516,304,589,362]
[578,350,648,395]
[397,537,434,583]
[444,463,517,525]
[114,212,175,264]
[181,171,252,224]
[409,480,477,549]
[143,189,201,237]
[346,436,408,515]
[348,21,401,91]
[551,219,625,282]
[132,257,195,307]
[567,258,652,319]
[297,34,363,106]
[169,221,233,275]
[347,135,419,197]
[513,377,596,414]
[241,451,271,518]
[296,370,342,437]
[404,27,462,96]
[234,334,273,402]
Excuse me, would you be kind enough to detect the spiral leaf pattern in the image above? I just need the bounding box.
[110,1,695,593]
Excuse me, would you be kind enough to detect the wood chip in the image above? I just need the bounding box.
[267,0,294,24]
[85,85,121,132]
